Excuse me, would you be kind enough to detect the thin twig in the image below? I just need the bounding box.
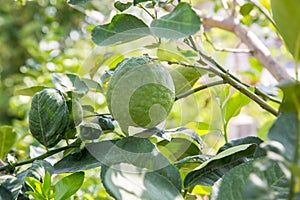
[0,144,80,172]
[204,33,252,54]
[189,36,281,104]
[231,0,237,17]
[196,11,292,82]
[138,4,155,19]
[168,60,279,116]
[175,80,225,101]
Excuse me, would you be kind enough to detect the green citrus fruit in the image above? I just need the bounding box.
[168,66,201,95]
[106,56,175,133]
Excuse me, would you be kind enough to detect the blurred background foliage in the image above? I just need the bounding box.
[0,0,295,198]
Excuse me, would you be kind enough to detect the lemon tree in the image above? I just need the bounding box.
[106,56,175,133]
[3,1,300,200]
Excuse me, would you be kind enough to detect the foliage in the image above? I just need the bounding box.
[0,0,300,199]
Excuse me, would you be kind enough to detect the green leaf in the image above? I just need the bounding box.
[88,137,182,198]
[184,144,257,187]
[97,117,115,133]
[223,91,251,124]
[268,112,299,162]
[168,66,202,95]
[217,136,266,158]
[150,3,201,39]
[114,1,132,12]
[0,186,13,200]
[156,127,203,162]
[157,138,202,163]
[24,176,43,194]
[17,160,53,197]
[133,0,150,5]
[0,126,17,159]
[68,0,90,5]
[163,127,204,146]
[17,160,54,182]
[175,155,212,172]
[79,122,102,140]
[54,147,101,174]
[29,89,69,148]
[157,42,190,62]
[240,3,254,16]
[101,163,184,200]
[52,73,89,96]
[210,159,289,200]
[278,81,300,113]
[92,14,150,46]
[42,172,51,197]
[0,175,22,200]
[81,78,103,93]
[271,0,300,60]
[54,172,84,200]
[65,99,82,139]
[14,86,48,96]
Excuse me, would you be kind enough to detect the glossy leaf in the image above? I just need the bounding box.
[114,1,132,12]
[68,0,90,5]
[163,127,204,146]
[157,138,202,163]
[54,147,101,174]
[42,172,51,197]
[133,0,150,5]
[0,186,13,200]
[278,81,300,113]
[168,66,202,95]
[0,175,22,200]
[223,91,251,124]
[184,144,257,187]
[157,42,190,62]
[0,126,17,159]
[17,160,54,197]
[54,172,84,200]
[18,160,54,182]
[89,117,115,133]
[52,73,89,95]
[217,136,266,158]
[175,154,212,172]
[29,89,69,148]
[79,122,102,140]
[210,159,289,200]
[271,0,300,60]
[101,163,183,200]
[268,112,298,162]
[65,99,82,139]
[92,14,150,46]
[88,137,182,198]
[81,78,103,92]
[14,86,48,96]
[156,127,203,162]
[150,3,201,39]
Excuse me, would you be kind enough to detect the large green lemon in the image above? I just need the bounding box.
[106,56,175,134]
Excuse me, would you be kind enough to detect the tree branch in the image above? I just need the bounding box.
[175,80,225,101]
[168,60,279,116]
[196,11,292,82]
[0,144,80,172]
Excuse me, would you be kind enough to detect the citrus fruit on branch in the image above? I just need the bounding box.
[106,56,175,134]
